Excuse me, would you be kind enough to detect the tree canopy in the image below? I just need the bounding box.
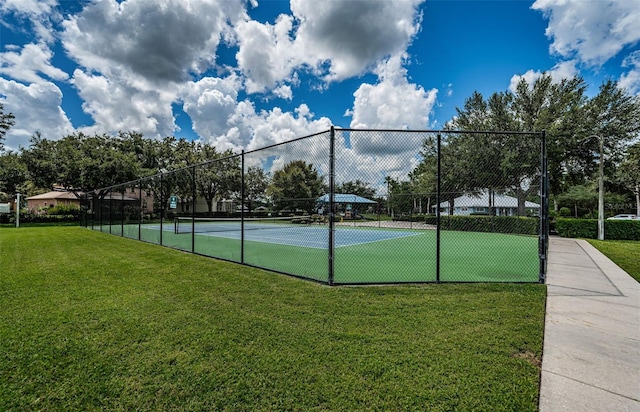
[335,179,376,199]
[267,160,325,213]
[0,103,15,152]
[408,74,640,216]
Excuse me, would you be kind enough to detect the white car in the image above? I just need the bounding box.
[606,214,637,220]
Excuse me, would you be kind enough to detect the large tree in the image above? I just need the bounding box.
[0,103,15,152]
[335,179,376,199]
[20,133,59,190]
[21,132,141,194]
[617,143,640,216]
[384,176,416,217]
[244,166,269,213]
[584,80,640,166]
[119,131,162,177]
[267,160,325,214]
[0,151,27,195]
[411,133,471,215]
[193,145,241,214]
[434,74,640,217]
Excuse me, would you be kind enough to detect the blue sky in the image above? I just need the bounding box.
[0,0,639,156]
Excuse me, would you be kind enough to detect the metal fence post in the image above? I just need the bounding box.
[15,192,20,228]
[328,127,335,286]
[109,191,113,235]
[241,150,245,265]
[191,166,196,254]
[120,188,124,236]
[98,193,102,231]
[539,130,548,283]
[159,174,164,246]
[436,133,442,284]
[138,181,142,240]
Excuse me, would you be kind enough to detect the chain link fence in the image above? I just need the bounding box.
[81,128,548,285]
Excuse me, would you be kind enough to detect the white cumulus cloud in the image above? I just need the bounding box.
[0,42,68,84]
[210,102,332,153]
[348,55,437,132]
[233,0,426,93]
[61,0,246,83]
[181,75,242,141]
[71,69,178,138]
[508,60,578,93]
[0,78,73,150]
[619,51,640,95]
[532,0,640,66]
[0,0,59,43]
[234,14,297,93]
[291,0,425,82]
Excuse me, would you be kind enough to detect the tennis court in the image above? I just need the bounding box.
[101,218,539,284]
[82,128,547,285]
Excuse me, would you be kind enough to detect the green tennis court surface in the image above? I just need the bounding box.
[98,222,539,284]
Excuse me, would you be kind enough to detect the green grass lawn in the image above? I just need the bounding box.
[587,239,640,282]
[0,226,545,410]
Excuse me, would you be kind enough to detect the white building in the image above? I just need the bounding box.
[434,192,540,216]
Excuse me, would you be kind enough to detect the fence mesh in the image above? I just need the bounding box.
[439,131,541,282]
[82,128,547,285]
[193,157,243,260]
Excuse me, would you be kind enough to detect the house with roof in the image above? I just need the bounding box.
[433,192,540,217]
[27,190,82,214]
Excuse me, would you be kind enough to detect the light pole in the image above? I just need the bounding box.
[589,135,605,240]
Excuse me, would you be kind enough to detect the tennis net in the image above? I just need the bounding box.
[174,216,315,234]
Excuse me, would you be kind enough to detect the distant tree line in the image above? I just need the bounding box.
[1,74,639,217]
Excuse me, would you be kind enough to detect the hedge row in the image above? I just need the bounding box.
[423,215,539,235]
[556,218,640,240]
[0,213,79,224]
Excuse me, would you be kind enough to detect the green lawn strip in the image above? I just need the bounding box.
[0,226,545,411]
[587,239,640,282]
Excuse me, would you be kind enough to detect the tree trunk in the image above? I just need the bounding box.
[206,195,214,214]
[636,184,639,216]
[488,189,495,216]
[516,187,531,217]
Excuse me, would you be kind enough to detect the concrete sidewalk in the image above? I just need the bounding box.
[539,237,640,411]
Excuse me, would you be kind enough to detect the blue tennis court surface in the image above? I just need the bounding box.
[145,223,421,249]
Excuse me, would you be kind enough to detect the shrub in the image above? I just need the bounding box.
[555,218,640,240]
[47,204,80,217]
[555,218,596,239]
[604,220,640,240]
[9,212,79,224]
[423,215,539,235]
